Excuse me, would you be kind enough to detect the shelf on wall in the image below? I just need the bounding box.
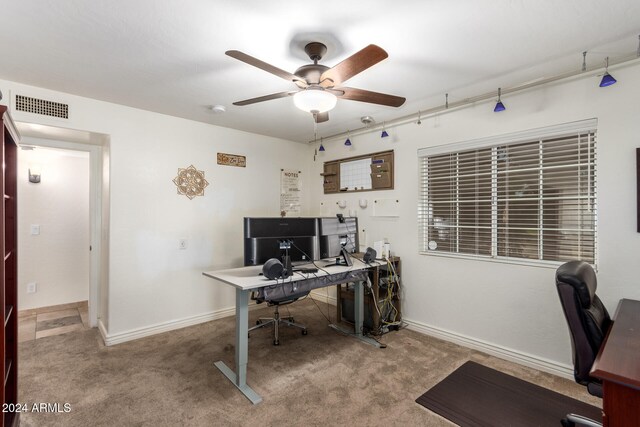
[4,359,11,387]
[4,306,12,327]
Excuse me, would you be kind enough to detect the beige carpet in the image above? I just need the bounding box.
[18,299,600,426]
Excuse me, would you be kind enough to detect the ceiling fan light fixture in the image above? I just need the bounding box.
[293,89,337,113]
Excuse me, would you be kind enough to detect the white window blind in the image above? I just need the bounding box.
[418,122,597,265]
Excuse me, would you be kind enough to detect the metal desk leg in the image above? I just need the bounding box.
[214,288,262,404]
[330,280,382,348]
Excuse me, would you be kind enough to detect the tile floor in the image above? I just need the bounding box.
[18,302,90,342]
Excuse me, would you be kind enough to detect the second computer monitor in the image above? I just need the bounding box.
[318,217,358,259]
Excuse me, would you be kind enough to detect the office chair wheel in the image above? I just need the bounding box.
[255,320,262,325]
[561,418,575,427]
[302,329,308,335]
[273,339,279,346]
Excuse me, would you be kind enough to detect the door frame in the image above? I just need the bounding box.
[17,124,109,329]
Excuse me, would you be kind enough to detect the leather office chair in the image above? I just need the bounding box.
[555,261,611,427]
[249,293,308,346]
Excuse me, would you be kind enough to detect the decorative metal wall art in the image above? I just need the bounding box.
[173,165,209,200]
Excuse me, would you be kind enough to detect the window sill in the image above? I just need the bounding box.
[419,250,579,270]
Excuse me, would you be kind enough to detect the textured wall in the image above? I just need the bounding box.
[1,78,311,336]
[17,147,90,309]
[309,61,640,370]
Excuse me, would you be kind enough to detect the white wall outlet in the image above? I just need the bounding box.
[178,239,188,250]
[27,282,37,293]
[30,224,40,235]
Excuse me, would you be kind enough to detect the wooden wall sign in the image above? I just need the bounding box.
[217,152,246,167]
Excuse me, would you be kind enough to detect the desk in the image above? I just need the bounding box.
[203,259,381,404]
[591,298,640,426]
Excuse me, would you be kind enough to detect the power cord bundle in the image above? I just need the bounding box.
[288,236,403,339]
[364,255,404,336]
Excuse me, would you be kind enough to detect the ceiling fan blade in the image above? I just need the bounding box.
[226,50,307,87]
[319,45,388,88]
[233,91,298,106]
[326,89,345,96]
[337,87,406,107]
[314,112,329,123]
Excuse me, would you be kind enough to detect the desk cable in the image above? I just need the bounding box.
[288,240,398,338]
[289,241,338,324]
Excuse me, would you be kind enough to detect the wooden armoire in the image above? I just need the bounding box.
[0,105,19,427]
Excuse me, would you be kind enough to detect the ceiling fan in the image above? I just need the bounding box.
[226,42,406,123]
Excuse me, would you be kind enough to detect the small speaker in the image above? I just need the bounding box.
[363,247,377,263]
[262,258,284,279]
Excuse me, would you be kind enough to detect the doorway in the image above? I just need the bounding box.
[15,123,110,334]
[18,145,90,339]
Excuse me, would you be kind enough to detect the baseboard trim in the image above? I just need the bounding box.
[98,319,108,345]
[101,304,260,346]
[100,298,572,380]
[404,318,574,380]
[103,292,336,347]
[309,290,336,306]
[19,300,89,318]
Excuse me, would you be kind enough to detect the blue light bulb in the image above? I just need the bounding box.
[599,72,617,87]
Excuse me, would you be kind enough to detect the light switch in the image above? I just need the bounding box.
[30,224,40,235]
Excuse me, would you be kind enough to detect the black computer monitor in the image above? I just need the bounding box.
[318,216,359,259]
[243,217,318,266]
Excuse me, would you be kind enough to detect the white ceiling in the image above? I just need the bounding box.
[1,1,639,143]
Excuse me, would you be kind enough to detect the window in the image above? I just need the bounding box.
[418,120,597,265]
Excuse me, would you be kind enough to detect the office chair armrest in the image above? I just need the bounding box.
[563,413,602,427]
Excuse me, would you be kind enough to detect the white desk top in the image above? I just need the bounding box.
[203,258,369,290]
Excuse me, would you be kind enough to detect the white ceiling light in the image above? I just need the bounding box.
[293,88,337,113]
[209,104,226,113]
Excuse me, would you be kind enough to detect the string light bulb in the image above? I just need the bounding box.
[599,57,617,87]
[381,122,389,138]
[494,88,506,112]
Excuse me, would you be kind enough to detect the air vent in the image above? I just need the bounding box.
[15,94,69,119]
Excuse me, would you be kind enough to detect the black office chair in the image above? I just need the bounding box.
[249,293,308,346]
[555,261,611,427]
